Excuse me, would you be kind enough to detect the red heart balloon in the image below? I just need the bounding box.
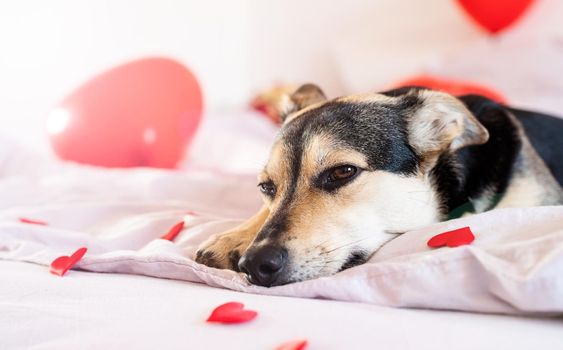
[457,0,536,34]
[47,57,203,168]
[206,302,258,324]
[276,339,309,350]
[428,226,475,248]
[50,247,88,276]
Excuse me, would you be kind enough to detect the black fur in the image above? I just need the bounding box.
[228,250,241,272]
[383,88,562,215]
[436,95,563,216]
[283,99,421,175]
[255,97,422,242]
[433,95,522,217]
[256,88,562,241]
[339,251,369,271]
[510,107,563,186]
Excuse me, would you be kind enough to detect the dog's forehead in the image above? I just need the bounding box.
[284,93,396,124]
[265,132,368,180]
[270,94,421,176]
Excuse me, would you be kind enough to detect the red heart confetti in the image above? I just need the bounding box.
[206,302,258,324]
[19,217,48,226]
[275,339,309,350]
[50,247,88,276]
[427,226,475,248]
[160,221,185,241]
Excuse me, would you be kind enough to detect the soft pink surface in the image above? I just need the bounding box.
[1,135,562,315]
[3,260,563,350]
[1,113,563,349]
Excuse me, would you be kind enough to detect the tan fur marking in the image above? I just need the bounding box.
[300,134,368,179]
[334,93,396,104]
[285,92,397,124]
[195,206,269,269]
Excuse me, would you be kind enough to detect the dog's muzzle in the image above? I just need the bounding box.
[238,245,288,287]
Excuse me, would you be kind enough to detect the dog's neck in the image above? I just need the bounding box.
[430,96,562,219]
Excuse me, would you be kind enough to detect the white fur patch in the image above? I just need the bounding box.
[281,170,441,282]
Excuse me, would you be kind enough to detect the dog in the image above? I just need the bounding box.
[196,84,563,287]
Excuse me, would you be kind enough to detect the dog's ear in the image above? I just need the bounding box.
[407,90,489,158]
[279,84,327,122]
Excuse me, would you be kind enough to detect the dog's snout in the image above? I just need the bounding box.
[238,246,287,287]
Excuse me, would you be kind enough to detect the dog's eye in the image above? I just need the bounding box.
[318,165,360,192]
[328,165,357,182]
[258,181,276,197]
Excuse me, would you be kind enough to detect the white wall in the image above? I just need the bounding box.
[246,0,481,97]
[0,0,251,151]
[1,0,556,152]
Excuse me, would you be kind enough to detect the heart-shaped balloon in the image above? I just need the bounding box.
[457,0,536,34]
[47,57,203,168]
[427,226,475,248]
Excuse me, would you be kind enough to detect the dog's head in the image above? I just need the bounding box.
[239,84,489,286]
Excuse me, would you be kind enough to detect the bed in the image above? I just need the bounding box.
[1,111,562,350]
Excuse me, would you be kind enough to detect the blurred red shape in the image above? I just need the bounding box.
[19,217,48,226]
[47,57,203,168]
[275,339,308,350]
[457,0,536,34]
[161,221,185,241]
[50,247,88,276]
[395,75,507,104]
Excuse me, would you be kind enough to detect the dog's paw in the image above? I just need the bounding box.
[195,232,248,271]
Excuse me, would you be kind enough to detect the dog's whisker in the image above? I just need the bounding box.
[310,237,334,251]
[322,236,379,254]
[316,261,339,275]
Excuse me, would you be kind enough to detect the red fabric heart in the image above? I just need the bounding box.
[457,0,535,34]
[206,302,258,324]
[275,339,308,350]
[160,221,185,241]
[19,217,48,226]
[428,226,475,248]
[50,247,88,276]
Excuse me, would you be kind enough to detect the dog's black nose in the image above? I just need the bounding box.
[238,246,287,287]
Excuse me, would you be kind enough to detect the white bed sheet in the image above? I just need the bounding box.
[1,111,563,349]
[2,260,563,350]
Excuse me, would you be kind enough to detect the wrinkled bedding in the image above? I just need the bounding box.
[1,136,562,316]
